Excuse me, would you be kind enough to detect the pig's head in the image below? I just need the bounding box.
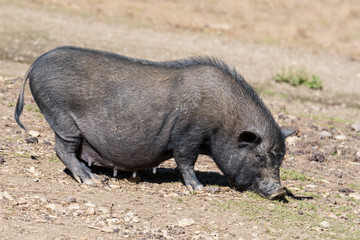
[221,127,295,200]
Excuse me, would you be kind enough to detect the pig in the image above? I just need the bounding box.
[15,46,295,200]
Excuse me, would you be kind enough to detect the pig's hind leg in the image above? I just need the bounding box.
[54,134,98,185]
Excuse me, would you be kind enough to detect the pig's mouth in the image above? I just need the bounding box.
[267,187,287,200]
[228,177,287,200]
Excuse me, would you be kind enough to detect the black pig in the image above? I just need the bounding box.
[15,46,294,200]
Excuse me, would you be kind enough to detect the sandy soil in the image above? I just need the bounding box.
[0,1,359,239]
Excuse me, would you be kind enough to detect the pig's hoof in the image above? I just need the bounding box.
[70,162,100,186]
[83,178,97,187]
[186,184,204,192]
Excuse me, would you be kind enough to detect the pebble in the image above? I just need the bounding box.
[46,203,63,212]
[309,153,326,162]
[132,216,140,223]
[334,135,347,141]
[178,218,195,227]
[86,207,95,215]
[25,137,38,144]
[17,197,27,205]
[100,226,114,233]
[66,196,76,203]
[39,196,48,203]
[29,130,40,137]
[349,192,360,201]
[334,170,342,178]
[68,203,80,210]
[355,151,360,161]
[204,186,221,194]
[98,206,109,214]
[351,122,360,132]
[320,221,330,228]
[0,155,5,164]
[285,136,299,146]
[319,130,332,139]
[3,191,14,201]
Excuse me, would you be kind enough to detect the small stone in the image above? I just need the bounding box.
[28,166,36,173]
[101,226,114,233]
[335,135,347,141]
[355,151,360,162]
[39,196,48,203]
[85,202,96,208]
[286,136,299,146]
[66,196,76,203]
[73,210,84,216]
[132,216,140,223]
[0,155,5,164]
[46,203,63,212]
[349,192,360,201]
[17,197,27,205]
[86,207,95,215]
[98,206,109,214]
[334,170,342,178]
[3,191,14,201]
[68,203,80,210]
[320,221,330,228]
[319,130,332,139]
[340,214,348,220]
[351,122,360,132]
[178,218,195,227]
[309,153,326,162]
[25,137,38,144]
[204,186,221,194]
[163,192,179,198]
[29,130,40,137]
[339,188,354,195]
[124,215,132,222]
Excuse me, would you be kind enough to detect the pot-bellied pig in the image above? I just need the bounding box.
[15,46,295,200]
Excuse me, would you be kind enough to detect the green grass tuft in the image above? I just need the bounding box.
[280,168,312,182]
[274,68,323,90]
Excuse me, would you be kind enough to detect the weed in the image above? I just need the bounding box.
[15,152,31,158]
[349,183,360,190]
[280,168,312,181]
[48,155,59,163]
[6,101,16,107]
[25,104,40,113]
[246,191,266,201]
[177,198,184,203]
[274,68,323,90]
[297,201,317,211]
[5,136,21,142]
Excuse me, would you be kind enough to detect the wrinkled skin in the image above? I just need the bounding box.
[15,46,294,199]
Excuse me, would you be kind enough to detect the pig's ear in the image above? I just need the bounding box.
[281,128,296,138]
[238,130,261,148]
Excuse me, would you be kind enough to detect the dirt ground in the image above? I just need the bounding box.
[0,0,359,239]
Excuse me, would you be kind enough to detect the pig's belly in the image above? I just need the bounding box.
[77,139,172,171]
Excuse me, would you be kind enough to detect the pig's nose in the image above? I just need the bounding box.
[268,186,287,200]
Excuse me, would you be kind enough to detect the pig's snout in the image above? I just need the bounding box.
[267,186,287,200]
